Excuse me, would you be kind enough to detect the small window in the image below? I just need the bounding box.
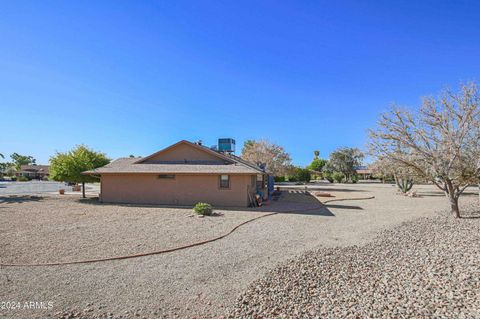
[219,175,230,189]
[158,174,175,179]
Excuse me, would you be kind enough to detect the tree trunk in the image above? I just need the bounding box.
[444,180,460,218]
[82,182,86,198]
[449,195,460,218]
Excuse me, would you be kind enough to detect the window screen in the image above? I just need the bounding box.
[219,175,230,188]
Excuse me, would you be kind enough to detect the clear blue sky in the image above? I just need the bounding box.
[1,1,479,166]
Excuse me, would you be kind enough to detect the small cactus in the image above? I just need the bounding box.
[395,175,414,193]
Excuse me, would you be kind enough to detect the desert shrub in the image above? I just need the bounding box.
[17,176,29,182]
[193,202,213,216]
[332,172,345,183]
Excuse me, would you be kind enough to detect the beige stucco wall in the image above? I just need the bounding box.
[100,174,255,207]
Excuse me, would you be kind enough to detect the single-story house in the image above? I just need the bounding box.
[355,166,373,180]
[83,140,268,207]
[17,165,50,180]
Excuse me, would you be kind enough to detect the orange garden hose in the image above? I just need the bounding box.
[0,195,374,267]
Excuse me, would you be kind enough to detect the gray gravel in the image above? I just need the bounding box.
[0,196,265,265]
[1,184,477,319]
[227,207,480,318]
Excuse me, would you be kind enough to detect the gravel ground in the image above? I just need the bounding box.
[227,206,480,318]
[0,196,266,264]
[0,184,478,318]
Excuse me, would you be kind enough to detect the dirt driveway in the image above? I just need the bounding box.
[0,183,476,318]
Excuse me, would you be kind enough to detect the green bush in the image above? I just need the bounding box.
[193,202,213,216]
[294,168,311,183]
[351,175,359,183]
[308,158,327,172]
[274,176,286,182]
[286,175,298,182]
[332,172,345,183]
[323,172,334,183]
[287,167,311,183]
[17,176,29,182]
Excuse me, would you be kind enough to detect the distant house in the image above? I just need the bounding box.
[83,140,268,207]
[355,166,373,180]
[17,165,50,180]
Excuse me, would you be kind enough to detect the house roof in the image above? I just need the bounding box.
[356,169,372,174]
[355,166,372,174]
[83,140,265,175]
[19,165,50,173]
[134,140,236,164]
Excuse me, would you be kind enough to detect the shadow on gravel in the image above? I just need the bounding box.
[0,195,44,204]
[258,191,336,216]
[277,207,335,216]
[417,190,477,197]
[325,204,363,210]
[74,192,337,216]
[77,197,101,205]
[281,186,369,193]
[460,211,480,219]
[77,197,206,210]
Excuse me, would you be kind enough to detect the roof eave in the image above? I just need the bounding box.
[81,171,261,175]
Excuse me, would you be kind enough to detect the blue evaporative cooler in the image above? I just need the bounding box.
[218,138,236,153]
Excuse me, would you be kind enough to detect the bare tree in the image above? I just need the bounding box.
[241,139,292,177]
[371,157,416,193]
[369,83,480,217]
[369,158,392,183]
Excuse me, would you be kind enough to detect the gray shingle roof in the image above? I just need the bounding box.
[83,157,264,175]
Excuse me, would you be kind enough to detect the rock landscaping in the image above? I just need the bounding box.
[1,184,477,318]
[227,208,480,318]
